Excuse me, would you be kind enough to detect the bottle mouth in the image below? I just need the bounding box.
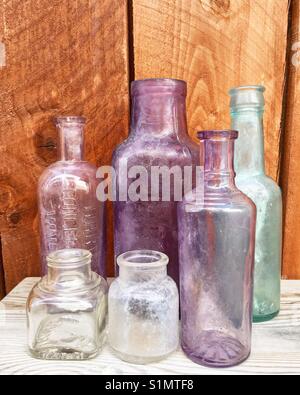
[229,85,265,95]
[132,78,187,97]
[198,130,239,141]
[117,250,169,270]
[229,85,265,110]
[47,249,92,268]
[54,116,86,126]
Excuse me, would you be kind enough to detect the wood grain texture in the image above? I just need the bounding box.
[0,240,5,299]
[0,0,129,292]
[281,0,300,279]
[1,278,300,375]
[132,0,290,181]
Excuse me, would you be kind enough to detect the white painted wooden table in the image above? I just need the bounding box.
[0,278,300,375]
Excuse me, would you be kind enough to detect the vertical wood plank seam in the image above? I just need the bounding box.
[127,0,136,85]
[0,236,6,299]
[279,0,294,183]
[0,1,7,298]
[280,0,295,275]
[106,0,133,277]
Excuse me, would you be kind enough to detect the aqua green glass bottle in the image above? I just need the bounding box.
[229,86,282,322]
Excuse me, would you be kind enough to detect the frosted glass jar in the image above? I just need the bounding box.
[108,250,179,364]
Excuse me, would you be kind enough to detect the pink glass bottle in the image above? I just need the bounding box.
[178,130,256,368]
[113,79,198,286]
[38,116,106,278]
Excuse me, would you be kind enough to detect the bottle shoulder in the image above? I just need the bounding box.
[28,276,108,308]
[109,276,178,298]
[39,161,97,188]
[113,135,194,165]
[180,187,256,213]
[236,174,282,202]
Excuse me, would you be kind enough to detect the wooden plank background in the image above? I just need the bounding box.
[1,0,300,295]
[132,0,289,181]
[0,239,5,299]
[0,0,129,294]
[281,0,300,279]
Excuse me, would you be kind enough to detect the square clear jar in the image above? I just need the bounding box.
[27,249,108,361]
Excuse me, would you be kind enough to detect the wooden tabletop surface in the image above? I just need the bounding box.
[0,278,300,375]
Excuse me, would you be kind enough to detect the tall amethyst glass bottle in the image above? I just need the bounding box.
[178,130,256,368]
[113,79,198,286]
[38,117,106,277]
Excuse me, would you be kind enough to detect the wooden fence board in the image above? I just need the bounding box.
[0,240,5,299]
[0,0,129,292]
[132,0,290,181]
[281,0,300,279]
[1,0,299,289]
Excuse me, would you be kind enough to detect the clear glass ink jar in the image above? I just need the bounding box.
[108,250,179,364]
[27,249,108,360]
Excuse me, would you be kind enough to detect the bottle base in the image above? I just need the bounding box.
[111,347,175,365]
[182,331,250,368]
[29,347,99,361]
[253,310,279,323]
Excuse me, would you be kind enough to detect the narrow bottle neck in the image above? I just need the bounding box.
[203,139,236,188]
[47,263,92,285]
[119,266,167,283]
[231,109,265,177]
[131,94,188,139]
[58,125,85,161]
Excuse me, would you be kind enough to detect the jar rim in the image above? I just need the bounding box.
[132,78,186,85]
[131,79,187,96]
[117,250,169,269]
[54,116,86,125]
[229,85,266,95]
[198,130,239,140]
[47,249,92,268]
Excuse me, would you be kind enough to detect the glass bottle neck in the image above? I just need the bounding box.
[130,94,188,139]
[45,249,93,289]
[231,109,265,177]
[203,139,236,188]
[47,263,92,285]
[57,125,85,161]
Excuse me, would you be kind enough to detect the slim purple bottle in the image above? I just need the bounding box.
[38,116,106,278]
[178,130,256,368]
[113,79,198,286]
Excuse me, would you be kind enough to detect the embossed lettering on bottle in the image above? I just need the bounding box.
[38,116,106,278]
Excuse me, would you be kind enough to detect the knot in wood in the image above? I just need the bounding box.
[200,0,231,16]
[9,212,21,225]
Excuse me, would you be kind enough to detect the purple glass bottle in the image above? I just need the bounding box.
[38,116,106,278]
[113,79,198,286]
[178,130,256,368]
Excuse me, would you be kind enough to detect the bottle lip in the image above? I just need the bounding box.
[54,116,86,126]
[117,250,169,270]
[229,85,266,95]
[47,249,92,268]
[229,85,265,110]
[132,78,187,96]
[198,130,239,140]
